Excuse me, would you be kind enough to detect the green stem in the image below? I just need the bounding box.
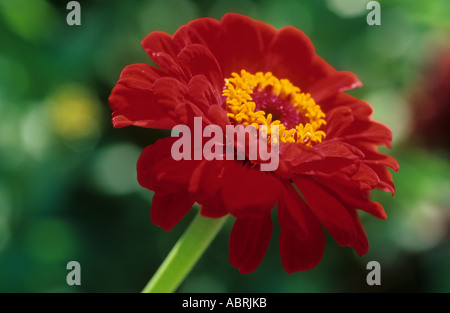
[142,212,229,293]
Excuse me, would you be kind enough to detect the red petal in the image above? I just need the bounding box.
[324,106,354,139]
[372,166,396,195]
[183,96,212,128]
[308,71,362,103]
[174,17,220,47]
[137,137,201,194]
[142,30,182,61]
[217,13,276,75]
[229,214,273,274]
[151,77,192,125]
[293,176,366,254]
[141,32,190,80]
[112,63,167,91]
[307,56,337,85]
[277,143,323,178]
[314,140,364,159]
[137,138,199,230]
[265,26,315,89]
[345,99,374,120]
[150,191,194,231]
[351,162,381,190]
[324,98,381,140]
[153,51,188,80]
[189,160,223,201]
[171,14,276,76]
[318,177,387,219]
[221,162,280,218]
[188,75,220,113]
[200,199,228,218]
[206,104,231,130]
[189,160,228,218]
[288,158,357,178]
[110,75,193,129]
[177,44,223,90]
[110,85,176,128]
[278,182,325,273]
[339,120,393,148]
[345,208,369,256]
[137,137,177,191]
[109,64,179,128]
[359,146,400,171]
[320,93,374,118]
[277,140,363,179]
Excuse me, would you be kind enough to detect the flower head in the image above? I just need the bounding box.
[109,13,398,273]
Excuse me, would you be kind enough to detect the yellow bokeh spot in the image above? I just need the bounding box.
[49,84,102,140]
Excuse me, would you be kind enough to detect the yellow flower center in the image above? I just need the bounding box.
[223,70,326,146]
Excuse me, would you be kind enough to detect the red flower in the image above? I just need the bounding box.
[109,13,398,273]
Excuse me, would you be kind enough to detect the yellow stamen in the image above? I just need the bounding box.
[222,70,326,146]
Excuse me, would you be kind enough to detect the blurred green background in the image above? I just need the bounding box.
[0,0,449,292]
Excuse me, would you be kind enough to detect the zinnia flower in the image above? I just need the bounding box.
[109,13,398,274]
